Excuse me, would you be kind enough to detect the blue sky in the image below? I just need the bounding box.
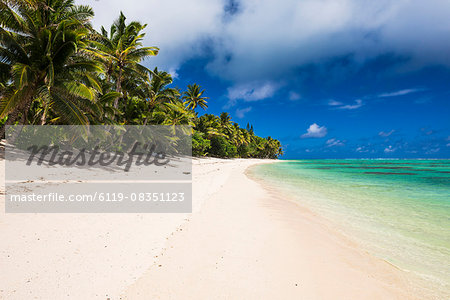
[78,0,450,158]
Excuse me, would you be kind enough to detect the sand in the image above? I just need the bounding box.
[0,158,419,299]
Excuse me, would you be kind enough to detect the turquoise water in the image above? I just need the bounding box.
[250,160,450,298]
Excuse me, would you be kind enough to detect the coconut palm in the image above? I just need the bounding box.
[138,68,180,125]
[0,0,103,131]
[219,112,234,136]
[162,102,195,126]
[146,68,179,107]
[88,12,158,109]
[182,83,208,110]
[231,123,246,147]
[0,1,283,158]
[195,114,223,138]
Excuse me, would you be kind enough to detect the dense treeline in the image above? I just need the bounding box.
[0,0,282,158]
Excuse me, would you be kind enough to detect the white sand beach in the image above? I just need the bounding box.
[0,158,420,299]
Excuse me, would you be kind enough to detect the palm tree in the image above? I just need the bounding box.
[219,112,231,124]
[231,123,246,147]
[88,12,158,109]
[182,83,208,110]
[161,102,195,126]
[0,0,102,131]
[195,114,224,138]
[219,112,234,137]
[146,68,179,108]
[139,68,180,125]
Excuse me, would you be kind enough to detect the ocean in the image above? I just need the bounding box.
[249,159,450,298]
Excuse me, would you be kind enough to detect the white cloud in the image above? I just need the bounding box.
[235,107,252,118]
[356,146,369,152]
[328,99,343,106]
[421,128,434,135]
[337,99,363,110]
[378,88,422,98]
[77,0,450,83]
[384,145,396,153]
[326,138,345,147]
[301,123,328,138]
[207,0,450,81]
[379,130,395,137]
[77,0,224,71]
[328,99,363,110]
[168,68,179,80]
[426,148,440,154]
[288,91,301,101]
[226,81,278,106]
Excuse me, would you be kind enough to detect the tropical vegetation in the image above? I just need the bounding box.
[0,0,282,158]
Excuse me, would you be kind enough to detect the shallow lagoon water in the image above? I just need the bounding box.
[250,160,450,298]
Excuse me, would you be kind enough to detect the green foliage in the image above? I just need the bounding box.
[192,132,211,156]
[183,83,208,111]
[209,136,237,158]
[0,0,283,158]
[0,0,97,125]
[193,114,283,158]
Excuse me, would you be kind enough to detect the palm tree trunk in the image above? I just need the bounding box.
[40,90,50,125]
[40,110,47,125]
[0,89,33,138]
[0,109,20,139]
[114,67,122,109]
[40,101,49,125]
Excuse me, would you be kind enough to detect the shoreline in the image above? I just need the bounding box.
[0,158,424,299]
[247,161,448,299]
[122,159,419,299]
[0,158,273,299]
[246,164,435,299]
